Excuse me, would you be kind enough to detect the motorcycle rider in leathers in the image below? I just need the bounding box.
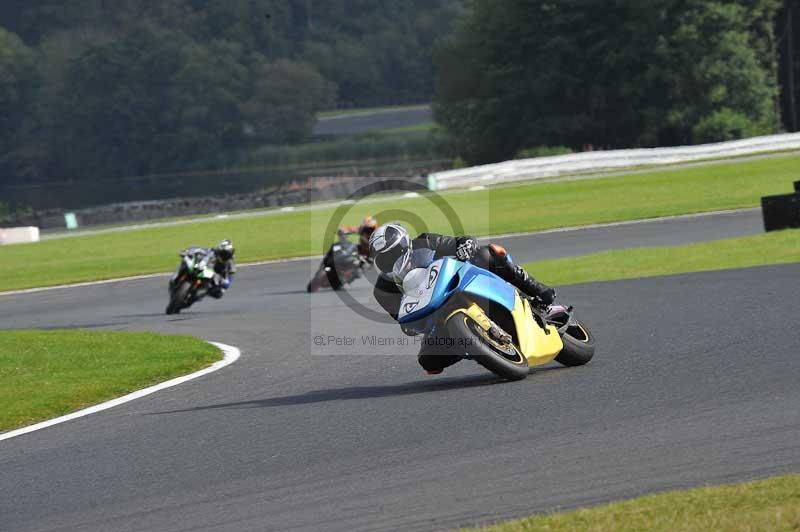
[340,215,379,258]
[368,223,556,374]
[170,239,236,301]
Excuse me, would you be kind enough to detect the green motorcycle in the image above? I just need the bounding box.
[166,248,218,315]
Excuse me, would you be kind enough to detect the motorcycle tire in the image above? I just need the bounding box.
[307,269,328,293]
[447,314,529,381]
[166,281,192,315]
[555,320,596,366]
[326,268,344,291]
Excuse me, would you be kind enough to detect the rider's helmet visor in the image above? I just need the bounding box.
[375,244,407,273]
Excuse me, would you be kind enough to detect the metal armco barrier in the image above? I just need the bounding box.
[430,132,800,190]
[762,193,800,232]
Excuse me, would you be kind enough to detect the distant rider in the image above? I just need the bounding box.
[341,215,379,259]
[207,239,236,299]
[170,239,236,300]
[368,223,555,374]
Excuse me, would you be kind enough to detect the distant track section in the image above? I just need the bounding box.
[314,105,432,136]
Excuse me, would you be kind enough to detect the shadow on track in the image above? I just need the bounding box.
[263,289,316,296]
[149,373,528,415]
[113,312,203,319]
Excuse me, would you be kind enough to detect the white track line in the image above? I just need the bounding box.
[0,341,241,443]
[0,207,759,297]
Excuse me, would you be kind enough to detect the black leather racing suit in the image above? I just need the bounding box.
[372,233,554,372]
[208,253,236,299]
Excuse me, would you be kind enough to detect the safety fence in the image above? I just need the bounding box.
[429,132,800,191]
[0,175,427,231]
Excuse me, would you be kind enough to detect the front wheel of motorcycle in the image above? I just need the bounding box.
[307,266,331,293]
[166,281,192,315]
[555,320,596,366]
[326,268,344,291]
[447,315,529,381]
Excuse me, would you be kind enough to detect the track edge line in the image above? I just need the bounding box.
[0,341,241,443]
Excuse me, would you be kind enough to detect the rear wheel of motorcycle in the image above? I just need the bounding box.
[448,315,529,381]
[555,320,596,366]
[166,281,191,315]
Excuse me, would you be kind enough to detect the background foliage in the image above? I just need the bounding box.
[1,1,798,188]
[434,0,792,164]
[0,0,460,187]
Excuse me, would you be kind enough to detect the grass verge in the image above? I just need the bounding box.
[381,122,436,134]
[465,474,800,532]
[522,228,800,287]
[0,154,797,292]
[0,330,221,432]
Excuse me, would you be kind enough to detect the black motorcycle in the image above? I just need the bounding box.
[307,236,367,292]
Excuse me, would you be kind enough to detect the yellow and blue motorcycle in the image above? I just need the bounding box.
[398,257,596,380]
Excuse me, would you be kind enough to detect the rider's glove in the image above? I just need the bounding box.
[455,238,478,262]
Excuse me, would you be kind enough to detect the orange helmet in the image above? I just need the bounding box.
[361,215,378,231]
[359,215,378,243]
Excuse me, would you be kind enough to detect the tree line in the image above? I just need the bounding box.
[0,0,460,186]
[434,0,799,164]
[3,1,798,187]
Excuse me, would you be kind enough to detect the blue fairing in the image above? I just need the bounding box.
[398,257,516,324]
[461,265,516,310]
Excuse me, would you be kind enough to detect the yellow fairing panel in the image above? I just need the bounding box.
[447,303,492,331]
[511,293,562,366]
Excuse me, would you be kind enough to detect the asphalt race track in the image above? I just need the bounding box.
[314,106,432,136]
[1,210,798,532]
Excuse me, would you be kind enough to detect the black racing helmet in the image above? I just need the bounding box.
[215,239,234,261]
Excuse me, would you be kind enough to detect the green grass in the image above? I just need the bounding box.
[0,154,797,292]
[466,474,800,532]
[0,330,221,432]
[381,122,436,134]
[523,229,800,287]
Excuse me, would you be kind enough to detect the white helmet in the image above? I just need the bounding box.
[369,223,412,280]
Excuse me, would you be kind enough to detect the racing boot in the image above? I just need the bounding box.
[508,264,556,305]
[483,244,556,305]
